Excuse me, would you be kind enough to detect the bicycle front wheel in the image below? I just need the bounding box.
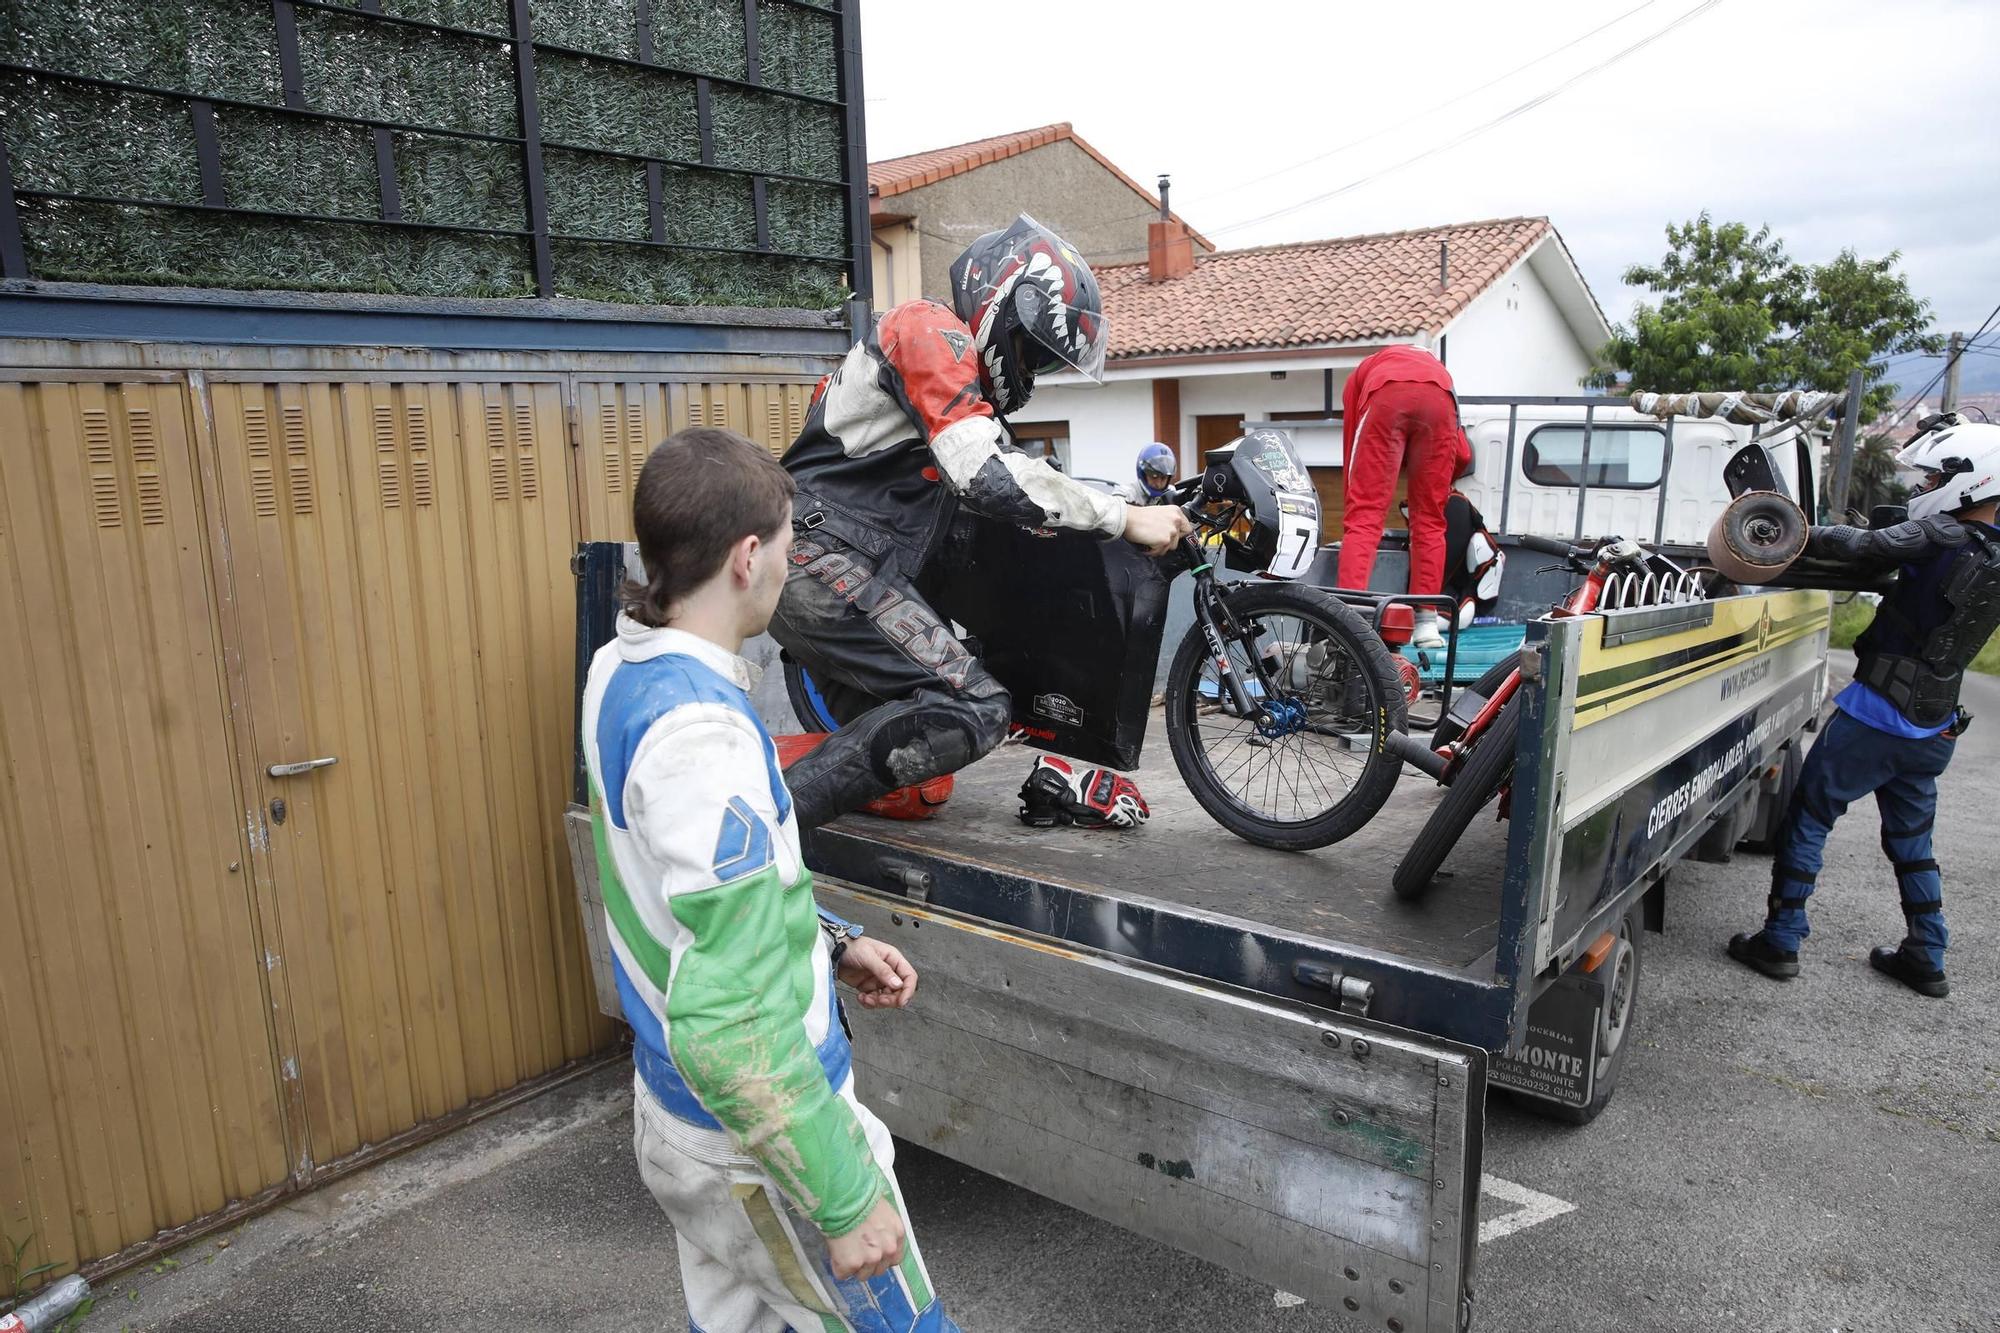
[1163,583,1406,850]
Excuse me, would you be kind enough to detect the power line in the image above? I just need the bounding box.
[1208,0,1728,237]
[1873,339,1999,370]
[885,2,1739,263]
[905,0,1683,254]
[1878,333,2000,361]
[1176,0,1668,207]
[1876,298,2000,430]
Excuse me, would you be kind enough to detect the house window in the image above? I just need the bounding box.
[1010,421,1072,473]
[1521,424,1666,490]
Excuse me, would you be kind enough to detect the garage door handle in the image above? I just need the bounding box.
[268,756,338,778]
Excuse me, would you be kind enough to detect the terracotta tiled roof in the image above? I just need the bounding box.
[868,123,1213,250]
[1097,216,1556,361]
[870,124,1075,196]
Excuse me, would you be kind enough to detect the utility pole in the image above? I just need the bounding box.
[1941,331,1964,413]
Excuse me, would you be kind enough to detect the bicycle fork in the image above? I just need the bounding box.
[1186,550,1274,727]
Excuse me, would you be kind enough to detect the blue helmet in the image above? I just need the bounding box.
[1136,442,1176,497]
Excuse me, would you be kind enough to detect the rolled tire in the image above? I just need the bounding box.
[1708,491,1807,585]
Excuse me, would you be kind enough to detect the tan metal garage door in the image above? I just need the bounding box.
[2,362,820,1280]
[0,377,292,1275]
[202,378,613,1169]
[573,379,814,541]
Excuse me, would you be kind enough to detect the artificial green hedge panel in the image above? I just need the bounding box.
[544,148,651,241]
[2,0,849,309]
[295,7,519,138]
[554,237,841,307]
[0,0,283,104]
[664,167,754,249]
[20,199,536,297]
[651,0,748,80]
[710,87,841,178]
[326,0,512,37]
[530,0,640,61]
[536,52,699,160]
[0,78,206,204]
[766,180,846,256]
[394,134,528,229]
[758,1,838,99]
[219,110,378,218]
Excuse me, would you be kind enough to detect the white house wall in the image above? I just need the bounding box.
[1178,372,1339,470]
[1025,371,1341,481]
[1439,255,1594,395]
[1010,378,1153,483]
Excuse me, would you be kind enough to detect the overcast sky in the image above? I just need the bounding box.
[858,0,2000,393]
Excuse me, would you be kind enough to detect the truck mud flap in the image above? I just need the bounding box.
[1490,972,1600,1110]
[818,879,1485,1332]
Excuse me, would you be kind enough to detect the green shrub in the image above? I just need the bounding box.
[1828,595,1875,651]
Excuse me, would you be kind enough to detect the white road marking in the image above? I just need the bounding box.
[1273,1290,1306,1307]
[1478,1173,1577,1244]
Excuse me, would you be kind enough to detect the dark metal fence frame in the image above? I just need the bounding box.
[0,0,869,317]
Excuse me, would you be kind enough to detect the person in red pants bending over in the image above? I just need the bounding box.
[1335,345,1473,648]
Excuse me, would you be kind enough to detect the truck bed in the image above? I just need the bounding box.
[817,723,1508,975]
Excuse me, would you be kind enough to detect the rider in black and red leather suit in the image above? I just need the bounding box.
[771,215,1191,828]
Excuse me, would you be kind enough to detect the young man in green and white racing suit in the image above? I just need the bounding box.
[583,426,957,1332]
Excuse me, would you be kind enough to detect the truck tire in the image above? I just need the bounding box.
[1534,909,1643,1126]
[1393,695,1520,901]
[1691,789,1755,863]
[1737,741,1801,855]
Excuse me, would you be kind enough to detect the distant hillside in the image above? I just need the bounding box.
[1886,346,2000,399]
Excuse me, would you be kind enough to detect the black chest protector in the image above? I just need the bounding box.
[1856,525,2000,726]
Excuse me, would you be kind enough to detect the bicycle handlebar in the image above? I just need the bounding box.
[1514,533,1577,558]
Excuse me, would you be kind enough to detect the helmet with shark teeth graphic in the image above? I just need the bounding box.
[949,214,1108,416]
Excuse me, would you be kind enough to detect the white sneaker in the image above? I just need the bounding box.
[1409,616,1447,650]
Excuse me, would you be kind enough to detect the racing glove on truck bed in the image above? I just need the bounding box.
[1018,755,1150,829]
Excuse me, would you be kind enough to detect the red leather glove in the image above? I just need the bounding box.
[1017,755,1150,830]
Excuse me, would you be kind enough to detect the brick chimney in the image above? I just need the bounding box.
[1147,174,1193,283]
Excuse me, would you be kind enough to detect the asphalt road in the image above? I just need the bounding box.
[82,658,1999,1333]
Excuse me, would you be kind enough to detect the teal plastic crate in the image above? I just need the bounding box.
[1403,622,1526,686]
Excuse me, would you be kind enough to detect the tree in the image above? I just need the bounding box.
[1587,213,1942,422]
[1845,433,1909,517]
